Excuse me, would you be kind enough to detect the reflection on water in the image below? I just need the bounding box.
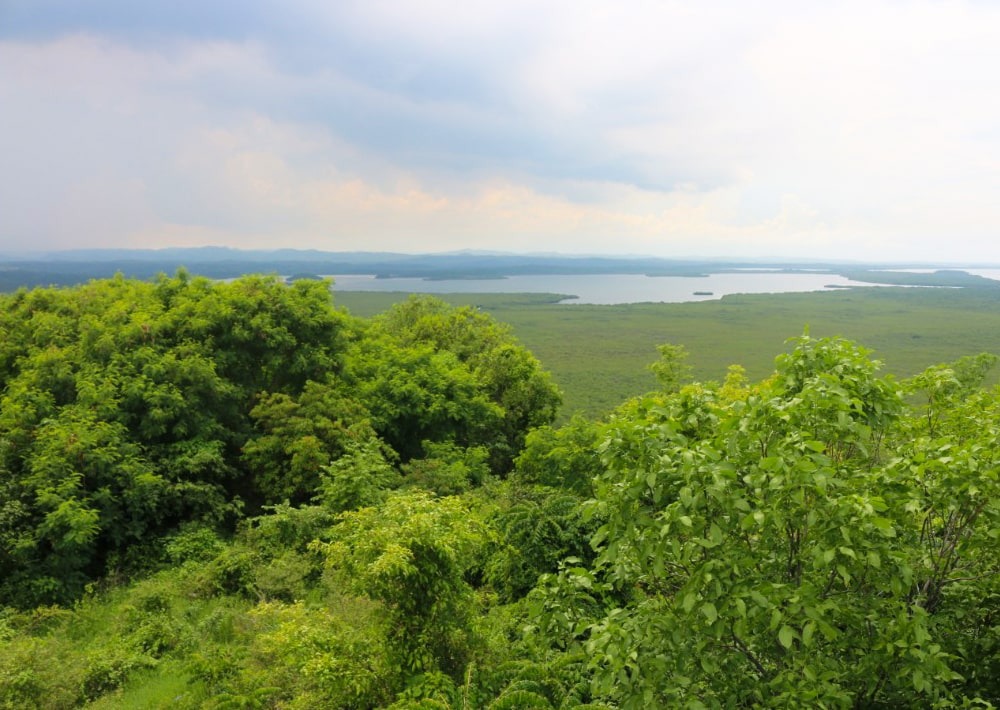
[323,272,895,305]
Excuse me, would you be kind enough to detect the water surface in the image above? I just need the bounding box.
[325,272,890,305]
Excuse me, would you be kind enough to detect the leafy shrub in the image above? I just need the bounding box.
[402,442,490,496]
[164,525,225,565]
[79,648,156,703]
[485,486,595,602]
[317,440,402,513]
[174,543,262,601]
[316,491,488,677]
[254,551,319,602]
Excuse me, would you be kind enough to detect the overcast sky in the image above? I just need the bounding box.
[2,1,999,261]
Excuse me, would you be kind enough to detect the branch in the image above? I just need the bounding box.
[730,632,768,678]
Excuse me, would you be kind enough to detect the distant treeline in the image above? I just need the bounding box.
[4,247,998,292]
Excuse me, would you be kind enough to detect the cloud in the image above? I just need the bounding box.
[2,1,1000,260]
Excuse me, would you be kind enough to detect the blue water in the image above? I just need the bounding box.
[324,272,891,305]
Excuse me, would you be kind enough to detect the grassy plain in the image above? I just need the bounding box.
[334,286,1000,419]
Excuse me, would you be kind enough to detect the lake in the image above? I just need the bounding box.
[965,269,1000,283]
[323,272,897,305]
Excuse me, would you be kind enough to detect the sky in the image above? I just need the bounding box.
[2,1,1000,262]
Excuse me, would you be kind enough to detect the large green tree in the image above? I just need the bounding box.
[0,274,353,603]
[360,296,561,472]
[532,336,999,708]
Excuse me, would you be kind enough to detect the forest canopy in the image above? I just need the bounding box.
[0,274,558,606]
[0,275,997,708]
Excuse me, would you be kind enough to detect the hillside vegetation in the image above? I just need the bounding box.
[0,275,997,708]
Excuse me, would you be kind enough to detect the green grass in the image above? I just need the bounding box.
[334,287,1000,419]
[84,660,198,709]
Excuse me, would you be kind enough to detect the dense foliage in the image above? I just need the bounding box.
[533,337,999,707]
[0,277,558,607]
[1,276,998,708]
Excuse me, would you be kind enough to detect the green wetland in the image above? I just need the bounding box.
[335,285,1000,418]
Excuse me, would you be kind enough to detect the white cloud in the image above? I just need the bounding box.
[2,1,1000,260]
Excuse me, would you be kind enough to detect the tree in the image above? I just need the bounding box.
[242,380,376,504]
[531,336,998,708]
[400,440,491,496]
[366,296,561,473]
[905,352,998,437]
[317,439,402,513]
[0,274,356,604]
[315,491,487,677]
[649,343,692,393]
[513,416,604,497]
[486,484,596,602]
[344,335,504,462]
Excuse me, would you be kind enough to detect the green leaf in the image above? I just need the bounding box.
[682,592,697,612]
[778,625,795,649]
[836,564,852,585]
[699,655,717,673]
[871,517,896,537]
[801,621,815,647]
[701,602,718,625]
[709,523,723,546]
